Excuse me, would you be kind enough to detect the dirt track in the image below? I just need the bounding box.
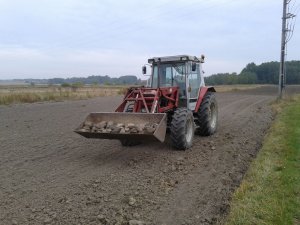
[0,85,298,225]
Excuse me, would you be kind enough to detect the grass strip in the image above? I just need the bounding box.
[225,95,300,225]
[0,86,125,105]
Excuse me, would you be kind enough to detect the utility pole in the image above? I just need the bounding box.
[278,0,297,98]
[279,0,288,99]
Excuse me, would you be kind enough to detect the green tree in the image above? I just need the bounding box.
[61,83,71,87]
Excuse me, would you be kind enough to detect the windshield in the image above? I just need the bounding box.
[152,63,185,88]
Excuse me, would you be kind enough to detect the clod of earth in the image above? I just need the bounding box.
[128,196,137,206]
[79,121,158,134]
[107,121,114,127]
[84,121,93,128]
[95,121,107,129]
[144,123,158,134]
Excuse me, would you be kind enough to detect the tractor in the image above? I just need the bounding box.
[75,55,218,150]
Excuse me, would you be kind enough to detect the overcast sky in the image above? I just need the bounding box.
[0,0,299,79]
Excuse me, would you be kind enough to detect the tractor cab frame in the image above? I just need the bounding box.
[146,55,205,111]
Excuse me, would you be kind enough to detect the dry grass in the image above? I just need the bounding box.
[0,84,271,105]
[0,85,127,105]
[214,84,266,92]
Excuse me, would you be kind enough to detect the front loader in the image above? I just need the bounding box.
[75,55,218,150]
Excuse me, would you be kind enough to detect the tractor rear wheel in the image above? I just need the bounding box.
[170,108,195,150]
[196,92,218,136]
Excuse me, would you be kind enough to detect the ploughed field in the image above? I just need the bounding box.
[0,85,299,225]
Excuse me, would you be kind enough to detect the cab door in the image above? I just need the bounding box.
[187,62,201,110]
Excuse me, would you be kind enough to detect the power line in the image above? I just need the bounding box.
[285,1,298,45]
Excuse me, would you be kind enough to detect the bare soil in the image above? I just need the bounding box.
[0,85,299,225]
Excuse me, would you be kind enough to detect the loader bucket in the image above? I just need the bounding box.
[74,112,167,143]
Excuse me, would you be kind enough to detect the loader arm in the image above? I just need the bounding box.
[115,87,179,113]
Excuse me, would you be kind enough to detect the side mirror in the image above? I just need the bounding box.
[200,54,205,63]
[142,66,147,74]
[192,63,197,72]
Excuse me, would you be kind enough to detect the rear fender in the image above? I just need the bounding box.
[194,86,216,112]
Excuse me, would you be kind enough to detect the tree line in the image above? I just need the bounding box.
[205,61,300,85]
[48,75,142,85]
[18,75,143,86]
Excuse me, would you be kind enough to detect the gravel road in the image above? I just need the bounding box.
[0,85,298,225]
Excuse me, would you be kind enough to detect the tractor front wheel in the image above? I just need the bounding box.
[196,92,218,136]
[170,108,195,150]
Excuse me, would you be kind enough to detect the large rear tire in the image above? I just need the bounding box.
[196,92,218,136]
[170,108,195,150]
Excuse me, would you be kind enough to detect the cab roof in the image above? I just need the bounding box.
[148,55,201,64]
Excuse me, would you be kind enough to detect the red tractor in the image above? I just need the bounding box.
[75,55,218,150]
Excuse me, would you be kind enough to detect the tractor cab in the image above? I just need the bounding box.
[144,55,205,110]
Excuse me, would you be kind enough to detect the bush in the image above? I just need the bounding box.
[72,82,84,88]
[61,83,71,87]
